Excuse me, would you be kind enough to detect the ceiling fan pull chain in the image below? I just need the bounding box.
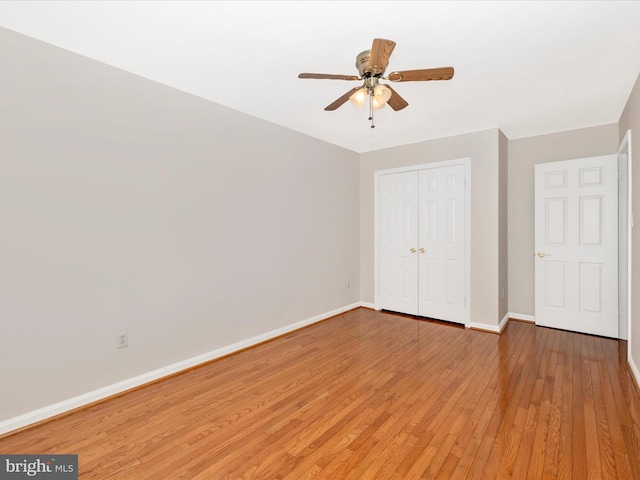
[369,90,375,128]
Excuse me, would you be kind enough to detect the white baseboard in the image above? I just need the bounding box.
[0,302,361,436]
[468,313,510,334]
[358,301,377,310]
[468,322,499,333]
[508,312,536,323]
[499,312,510,332]
[629,352,640,393]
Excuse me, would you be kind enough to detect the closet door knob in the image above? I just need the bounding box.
[419,248,425,254]
[410,248,417,253]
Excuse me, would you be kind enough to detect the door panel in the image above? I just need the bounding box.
[579,262,602,313]
[545,198,567,244]
[545,261,567,308]
[418,165,466,323]
[534,155,618,338]
[377,171,419,314]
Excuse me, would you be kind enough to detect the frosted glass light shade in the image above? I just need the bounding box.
[371,98,386,111]
[373,84,392,104]
[349,88,368,108]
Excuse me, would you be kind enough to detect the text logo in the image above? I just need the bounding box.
[0,455,77,479]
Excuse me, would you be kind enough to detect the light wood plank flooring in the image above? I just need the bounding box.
[1,307,639,479]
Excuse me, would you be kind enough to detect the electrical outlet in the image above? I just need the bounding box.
[117,331,128,349]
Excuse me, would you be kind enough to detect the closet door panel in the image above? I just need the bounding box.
[418,165,466,323]
[377,171,419,315]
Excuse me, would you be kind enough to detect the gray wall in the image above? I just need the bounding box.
[618,73,640,375]
[507,124,620,316]
[0,28,360,422]
[359,129,503,328]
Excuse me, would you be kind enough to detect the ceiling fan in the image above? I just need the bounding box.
[298,38,454,128]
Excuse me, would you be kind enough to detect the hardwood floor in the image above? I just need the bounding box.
[2,307,640,479]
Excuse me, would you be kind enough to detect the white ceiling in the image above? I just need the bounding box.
[1,1,640,153]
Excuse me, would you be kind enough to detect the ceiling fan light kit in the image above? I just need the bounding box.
[349,87,368,108]
[298,38,454,128]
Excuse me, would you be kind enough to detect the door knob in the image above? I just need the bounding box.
[410,248,417,253]
[419,248,425,254]
[536,251,550,258]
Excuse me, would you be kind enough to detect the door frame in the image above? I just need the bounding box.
[374,157,471,327]
[618,130,633,348]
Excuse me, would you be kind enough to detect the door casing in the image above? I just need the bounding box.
[618,130,633,348]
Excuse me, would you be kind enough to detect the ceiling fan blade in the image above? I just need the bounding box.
[298,73,360,81]
[385,85,409,111]
[368,38,396,75]
[388,67,454,82]
[324,87,360,111]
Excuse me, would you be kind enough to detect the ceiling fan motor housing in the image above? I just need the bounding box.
[356,50,384,78]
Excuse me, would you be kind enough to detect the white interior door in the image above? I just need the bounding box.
[418,165,466,323]
[377,171,419,315]
[534,155,618,338]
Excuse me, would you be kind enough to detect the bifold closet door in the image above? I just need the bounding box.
[418,165,467,323]
[377,171,419,315]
